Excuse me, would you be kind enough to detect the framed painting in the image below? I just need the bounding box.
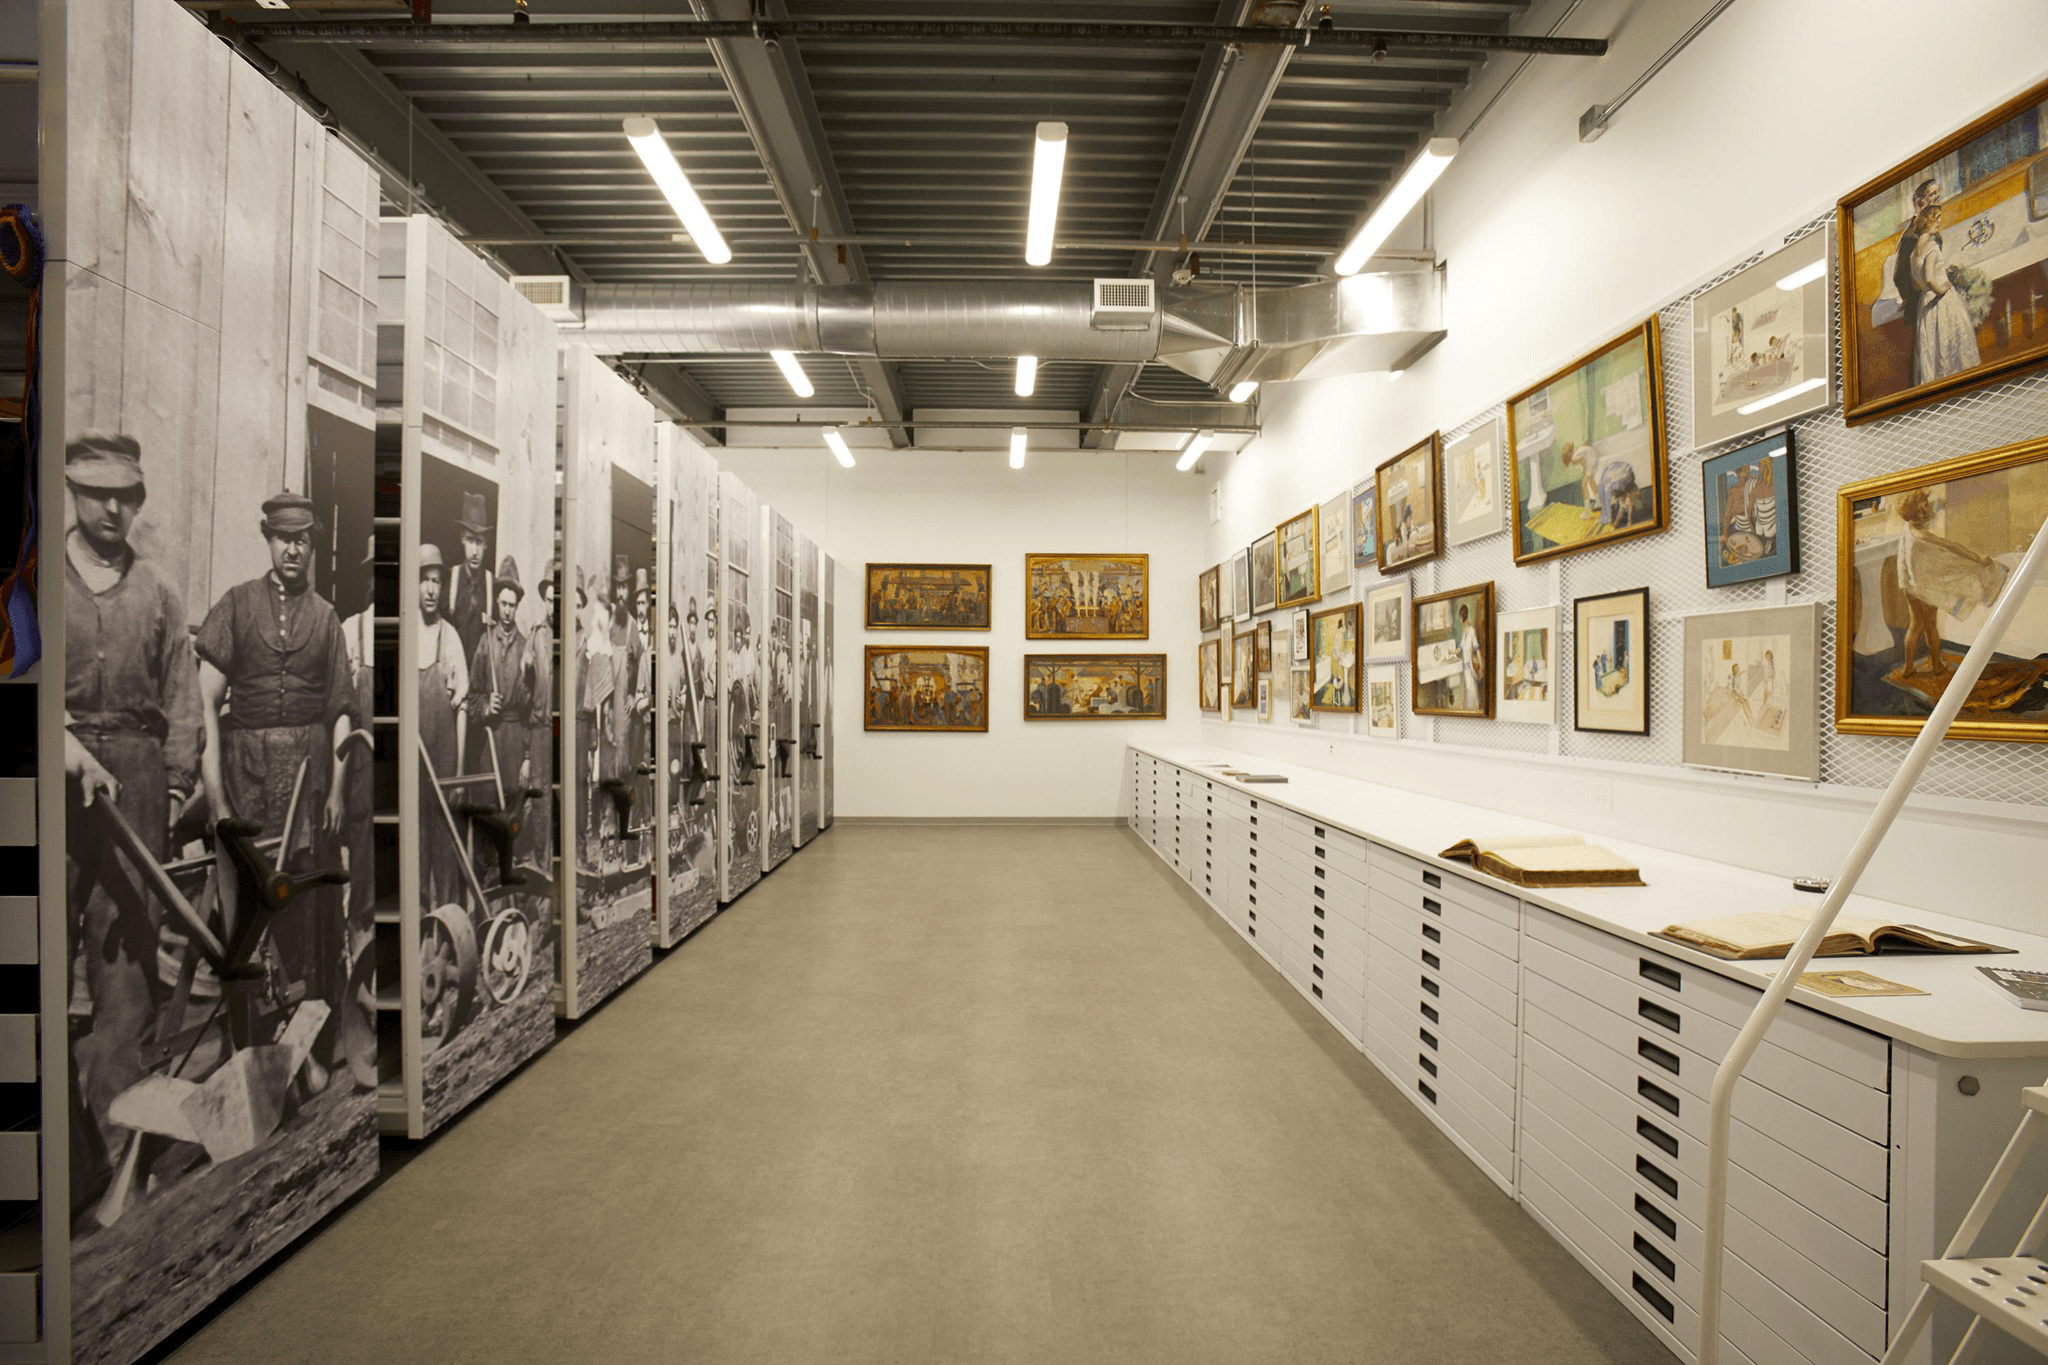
[1290,666,1314,722]
[1198,638,1222,712]
[1290,606,1311,663]
[1683,603,1820,780]
[1255,619,1273,673]
[1366,665,1401,737]
[1496,604,1558,725]
[1350,478,1379,569]
[864,645,989,732]
[1703,429,1800,588]
[1507,320,1669,565]
[1231,628,1258,709]
[1250,532,1278,615]
[1231,548,1251,621]
[1364,576,1410,661]
[1838,77,2048,426]
[1308,603,1362,712]
[1198,564,1221,633]
[1837,433,2048,743]
[865,562,992,630]
[1573,587,1650,734]
[1692,228,1835,446]
[1376,433,1442,572]
[1024,654,1166,720]
[1412,582,1494,719]
[1320,493,1350,593]
[1024,553,1148,639]
[1275,505,1320,608]
[1444,418,1505,548]
[1257,679,1271,721]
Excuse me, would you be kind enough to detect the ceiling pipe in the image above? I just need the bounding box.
[460,232,1368,258]
[676,418,1261,432]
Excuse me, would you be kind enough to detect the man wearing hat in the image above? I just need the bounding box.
[448,492,493,669]
[467,556,537,817]
[61,434,205,1197]
[521,560,558,889]
[416,543,469,907]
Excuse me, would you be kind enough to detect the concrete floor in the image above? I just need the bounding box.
[167,825,1663,1365]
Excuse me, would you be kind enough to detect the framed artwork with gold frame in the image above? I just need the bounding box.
[1231,628,1258,708]
[864,562,992,630]
[1307,603,1362,713]
[1198,638,1223,712]
[1023,654,1166,720]
[1411,581,1494,719]
[1375,433,1442,572]
[1275,505,1321,608]
[1255,620,1273,672]
[1197,564,1221,633]
[863,646,990,732]
[1024,553,1148,639]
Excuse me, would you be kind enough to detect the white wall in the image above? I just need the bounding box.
[1202,0,2048,927]
[712,442,1209,819]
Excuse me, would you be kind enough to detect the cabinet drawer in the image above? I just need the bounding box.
[1372,904,1516,994]
[1368,965,1518,1084]
[1368,867,1521,961]
[1306,905,1370,956]
[1306,824,1372,875]
[1305,873,1369,930]
[1306,936,1368,990]
[1369,845,1520,924]
[1367,916,1518,1024]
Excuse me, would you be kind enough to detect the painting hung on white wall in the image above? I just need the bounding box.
[1691,228,1835,447]
[1308,604,1361,712]
[1702,430,1800,588]
[1290,606,1310,664]
[1364,577,1410,661]
[1375,433,1442,572]
[1290,666,1314,722]
[1682,602,1820,781]
[1231,548,1251,621]
[1444,418,1505,547]
[1574,586,1651,734]
[1496,604,1558,725]
[1250,532,1278,615]
[1231,628,1258,709]
[1275,506,1320,609]
[1366,665,1401,737]
[1411,582,1494,719]
[1319,493,1350,595]
[1198,638,1223,712]
[1350,478,1378,570]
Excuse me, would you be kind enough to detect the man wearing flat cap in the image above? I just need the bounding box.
[61,434,205,1194]
[417,543,469,907]
[521,560,558,889]
[467,555,537,817]
[448,492,493,670]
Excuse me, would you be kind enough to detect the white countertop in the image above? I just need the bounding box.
[1133,740,2048,1060]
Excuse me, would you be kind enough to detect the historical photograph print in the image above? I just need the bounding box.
[1025,553,1148,639]
[864,562,992,630]
[659,429,720,943]
[1375,434,1442,572]
[1308,604,1362,712]
[1023,654,1166,719]
[865,646,990,732]
[718,472,764,898]
[1412,583,1494,719]
[799,535,823,846]
[1684,602,1820,780]
[765,511,798,869]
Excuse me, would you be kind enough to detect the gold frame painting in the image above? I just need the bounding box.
[1836,433,2048,743]
[1198,638,1223,712]
[863,645,990,732]
[1275,505,1321,608]
[1231,628,1257,709]
[1198,564,1221,633]
[1838,77,2048,426]
[1506,320,1669,566]
[864,562,993,630]
[1255,619,1273,673]
[1024,553,1149,639]
[1375,433,1442,572]
[1411,581,1494,719]
[1024,654,1166,720]
[1307,603,1362,713]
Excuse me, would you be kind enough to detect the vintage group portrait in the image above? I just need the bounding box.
[864,645,990,732]
[1024,655,1166,720]
[1025,554,1148,639]
[866,562,992,630]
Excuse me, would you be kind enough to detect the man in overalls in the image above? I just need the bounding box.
[414,543,468,908]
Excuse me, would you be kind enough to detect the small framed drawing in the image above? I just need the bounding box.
[1255,619,1273,673]
[1290,667,1314,722]
[1573,587,1650,734]
[1290,606,1311,664]
[1257,679,1271,721]
[1364,576,1410,661]
[1231,629,1257,709]
[1308,603,1362,712]
[1319,494,1349,595]
[863,646,990,732]
[1692,228,1835,446]
[865,563,993,630]
[1275,506,1320,608]
[1025,553,1147,639]
[1024,654,1166,721]
[1836,433,2048,743]
[1198,638,1222,712]
[1496,604,1558,725]
[1366,664,1400,738]
[1411,582,1494,719]
[1231,548,1251,621]
[1703,430,1799,588]
[1444,418,1505,547]
[1250,531,1279,614]
[1507,319,1668,566]
[1682,603,1820,780]
[1376,433,1442,572]
[1198,564,1221,632]
[1350,478,1378,569]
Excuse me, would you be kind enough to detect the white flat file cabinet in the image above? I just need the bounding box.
[1125,744,2048,1365]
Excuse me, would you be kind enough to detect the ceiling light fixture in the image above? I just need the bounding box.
[1228,380,1260,403]
[1774,260,1827,292]
[1015,355,1039,397]
[1009,426,1028,470]
[1176,428,1215,473]
[1735,377,1826,416]
[1333,136,1458,277]
[1387,368,1405,382]
[1025,121,1069,267]
[622,115,732,265]
[823,426,856,469]
[769,349,815,399]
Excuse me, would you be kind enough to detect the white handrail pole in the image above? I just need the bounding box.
[1698,513,2048,1365]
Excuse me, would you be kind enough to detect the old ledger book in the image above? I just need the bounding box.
[1656,909,2011,961]
[1437,834,1644,888]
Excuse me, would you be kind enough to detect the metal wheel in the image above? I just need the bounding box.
[419,903,479,1055]
[481,908,532,1005]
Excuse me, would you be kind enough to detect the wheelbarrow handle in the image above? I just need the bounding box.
[90,799,229,966]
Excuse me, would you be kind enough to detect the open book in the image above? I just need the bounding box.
[1655,908,2011,961]
[1437,834,1644,888]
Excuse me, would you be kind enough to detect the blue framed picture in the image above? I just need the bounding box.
[1702,429,1799,588]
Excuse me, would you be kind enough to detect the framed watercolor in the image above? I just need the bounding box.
[1364,576,1411,662]
[1375,433,1443,572]
[1836,433,2048,743]
[1319,494,1350,594]
[1350,478,1379,569]
[1703,429,1800,588]
[1507,319,1668,566]
[1573,587,1650,734]
[1838,77,2048,426]
[1231,628,1258,709]
[1198,638,1223,712]
[1411,581,1494,719]
[1496,604,1558,725]
[1366,665,1401,738]
[1682,603,1820,780]
[1290,606,1311,664]
[1290,666,1314,722]
[1250,532,1279,615]
[1257,679,1271,721]
[1307,603,1363,712]
[1444,419,1505,548]
[1692,229,1836,446]
[1255,619,1273,673]
[865,562,993,630]
[863,645,990,732]
[1275,505,1321,608]
[1231,548,1251,621]
[1024,654,1166,720]
[1024,553,1148,639]
[1198,564,1221,633]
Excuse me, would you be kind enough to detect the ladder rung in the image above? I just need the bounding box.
[1921,1256,2048,1353]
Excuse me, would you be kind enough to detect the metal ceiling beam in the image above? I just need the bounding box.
[621,362,727,448]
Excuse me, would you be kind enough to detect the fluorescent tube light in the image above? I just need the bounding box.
[823,426,855,468]
[622,116,732,265]
[1228,380,1259,403]
[1176,428,1215,473]
[1387,368,1405,383]
[1774,260,1827,292]
[769,350,814,399]
[1015,355,1039,397]
[1009,426,1028,470]
[1025,122,1069,267]
[1333,137,1458,277]
[1735,376,1826,416]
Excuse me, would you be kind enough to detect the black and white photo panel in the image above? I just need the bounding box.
[718,470,764,901]
[764,507,797,871]
[559,346,657,1015]
[797,533,822,847]
[656,424,721,946]
[50,1,381,1357]
[822,555,836,829]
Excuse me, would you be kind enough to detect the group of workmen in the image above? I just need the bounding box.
[574,549,655,881]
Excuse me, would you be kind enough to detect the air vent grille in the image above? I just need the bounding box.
[1092,278,1155,330]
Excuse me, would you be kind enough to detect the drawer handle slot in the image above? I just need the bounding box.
[1314,826,1326,838]
[1248,894,1257,906]
[1421,924,1442,943]
[1639,959,1682,992]
[1637,1078,1680,1117]
[1638,999,1681,1034]
[1420,976,1439,997]
[1421,949,1441,971]
[1310,983,1322,999]
[1419,1028,1438,1051]
[1313,944,1325,960]
[1313,924,1325,940]
[1314,845,1326,859]
[1314,867,1325,881]
[1634,1195,1677,1240]
[1423,870,1441,889]
[1635,1155,1679,1200]
[1635,1116,1679,1158]
[1313,886,1325,900]
[1419,1053,1437,1077]
[1312,964,1324,980]
[1247,910,1256,922]
[1633,1234,1676,1282]
[1313,906,1326,920]
[1417,1080,1437,1105]
[1420,1001,1439,1024]
[1637,1038,1680,1076]
[1422,897,1441,916]
[1631,1274,1675,1324]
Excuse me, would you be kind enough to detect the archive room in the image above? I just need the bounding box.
[8,1,2048,1363]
